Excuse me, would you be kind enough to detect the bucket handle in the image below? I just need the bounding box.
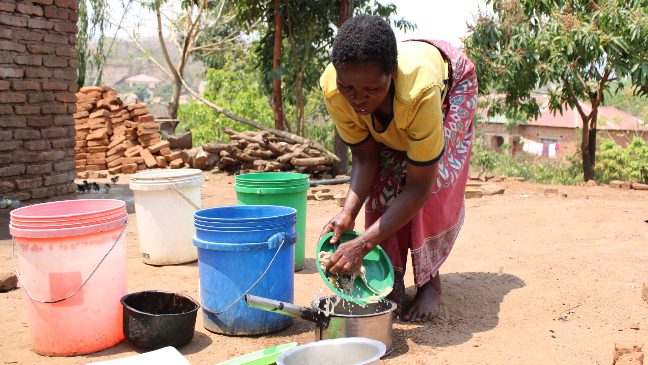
[11,226,127,304]
[168,182,201,211]
[201,231,297,315]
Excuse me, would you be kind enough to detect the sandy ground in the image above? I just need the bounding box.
[1,172,647,365]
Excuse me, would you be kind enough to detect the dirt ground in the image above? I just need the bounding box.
[1,172,647,365]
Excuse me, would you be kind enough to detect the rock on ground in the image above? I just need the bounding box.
[0,272,18,292]
[613,344,644,365]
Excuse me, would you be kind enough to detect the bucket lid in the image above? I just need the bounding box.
[10,199,126,221]
[316,231,394,306]
[130,169,203,191]
[194,205,296,223]
[235,172,309,195]
[11,212,128,230]
[10,215,127,238]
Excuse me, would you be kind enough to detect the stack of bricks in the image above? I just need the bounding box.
[74,86,187,176]
[0,0,78,201]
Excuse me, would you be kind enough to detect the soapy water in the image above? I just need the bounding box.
[318,251,386,302]
[311,290,394,317]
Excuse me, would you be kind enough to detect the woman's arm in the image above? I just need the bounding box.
[327,161,439,275]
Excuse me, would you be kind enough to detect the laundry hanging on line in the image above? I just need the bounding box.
[520,137,559,158]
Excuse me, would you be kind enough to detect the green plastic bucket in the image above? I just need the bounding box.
[235,172,309,271]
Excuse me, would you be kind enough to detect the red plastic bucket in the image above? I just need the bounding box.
[9,199,128,356]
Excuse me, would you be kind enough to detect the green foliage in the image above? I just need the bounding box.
[470,142,582,185]
[77,0,109,87]
[465,0,648,118]
[464,0,648,180]
[596,137,648,183]
[605,81,648,121]
[177,49,275,146]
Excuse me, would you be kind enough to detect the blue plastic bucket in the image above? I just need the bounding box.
[193,205,297,335]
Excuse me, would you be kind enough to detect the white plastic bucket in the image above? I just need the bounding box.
[130,169,203,265]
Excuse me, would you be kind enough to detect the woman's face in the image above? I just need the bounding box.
[335,62,393,116]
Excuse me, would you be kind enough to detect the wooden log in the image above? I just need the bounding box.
[277,145,308,163]
[306,165,333,172]
[263,161,283,172]
[224,127,267,148]
[206,151,220,169]
[305,148,322,157]
[234,139,248,149]
[241,161,255,170]
[242,130,270,138]
[291,156,333,167]
[202,142,228,154]
[218,156,238,166]
[181,147,212,170]
[253,160,268,170]
[267,141,286,155]
[245,148,274,159]
[230,149,256,163]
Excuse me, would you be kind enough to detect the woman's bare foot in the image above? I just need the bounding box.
[401,273,441,322]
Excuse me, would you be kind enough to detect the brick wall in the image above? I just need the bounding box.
[0,0,78,201]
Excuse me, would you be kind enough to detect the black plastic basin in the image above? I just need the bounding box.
[121,291,199,349]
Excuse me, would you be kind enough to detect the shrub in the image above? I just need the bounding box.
[470,142,582,185]
[596,137,648,183]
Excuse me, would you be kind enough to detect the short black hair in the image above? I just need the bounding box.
[332,15,397,74]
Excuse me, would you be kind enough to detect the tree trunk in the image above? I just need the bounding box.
[168,77,182,119]
[272,0,285,131]
[332,0,354,175]
[338,0,354,27]
[76,0,88,88]
[295,70,304,136]
[588,108,599,167]
[580,116,595,181]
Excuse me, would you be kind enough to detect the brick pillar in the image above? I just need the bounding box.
[0,0,78,201]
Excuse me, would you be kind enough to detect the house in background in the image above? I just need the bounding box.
[125,74,162,90]
[477,96,648,160]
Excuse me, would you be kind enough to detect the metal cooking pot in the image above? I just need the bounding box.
[245,294,396,353]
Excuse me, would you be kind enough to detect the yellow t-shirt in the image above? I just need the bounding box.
[320,41,448,165]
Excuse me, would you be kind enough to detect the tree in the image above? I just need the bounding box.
[126,0,240,118]
[271,0,286,130]
[332,0,354,175]
[465,0,648,181]
[230,0,414,174]
[76,0,108,87]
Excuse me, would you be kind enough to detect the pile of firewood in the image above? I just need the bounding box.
[202,128,334,178]
[73,86,188,176]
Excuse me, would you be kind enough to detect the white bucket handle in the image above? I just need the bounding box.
[12,226,127,304]
[201,231,295,315]
[168,182,201,211]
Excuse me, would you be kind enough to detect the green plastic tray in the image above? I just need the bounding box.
[215,342,298,365]
[316,231,394,305]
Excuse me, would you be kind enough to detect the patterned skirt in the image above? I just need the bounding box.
[365,39,478,306]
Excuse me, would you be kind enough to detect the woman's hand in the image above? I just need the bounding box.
[319,209,355,245]
[326,236,372,275]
